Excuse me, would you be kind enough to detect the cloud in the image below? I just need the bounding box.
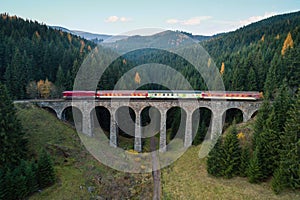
[239,12,277,26]
[166,16,212,26]
[105,16,131,23]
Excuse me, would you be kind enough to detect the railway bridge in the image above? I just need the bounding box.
[25,99,262,152]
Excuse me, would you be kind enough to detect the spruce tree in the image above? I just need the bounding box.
[0,83,26,167]
[252,100,271,148]
[221,122,241,178]
[271,166,285,194]
[207,137,224,177]
[12,166,27,199]
[261,83,291,176]
[247,147,263,183]
[24,161,39,195]
[37,149,55,188]
[239,145,250,177]
[272,92,300,193]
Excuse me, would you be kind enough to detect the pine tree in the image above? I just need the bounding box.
[239,145,250,177]
[24,161,39,195]
[271,166,285,194]
[262,83,292,176]
[1,169,14,199]
[0,83,26,167]
[207,137,224,177]
[37,149,55,188]
[247,67,257,91]
[272,92,300,193]
[12,165,27,199]
[221,122,241,178]
[55,65,65,92]
[252,100,271,148]
[247,147,263,183]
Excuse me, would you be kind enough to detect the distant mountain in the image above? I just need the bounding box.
[51,26,112,43]
[102,30,204,53]
[50,26,212,43]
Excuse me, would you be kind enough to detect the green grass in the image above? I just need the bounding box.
[162,140,300,199]
[161,119,300,199]
[15,103,300,199]
[16,103,153,199]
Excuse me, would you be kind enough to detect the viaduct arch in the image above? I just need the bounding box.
[34,99,262,152]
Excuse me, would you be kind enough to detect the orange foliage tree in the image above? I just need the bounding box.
[37,79,56,98]
[281,32,294,56]
[220,62,225,75]
[135,72,141,84]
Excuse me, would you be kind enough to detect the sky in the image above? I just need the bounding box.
[1,0,299,36]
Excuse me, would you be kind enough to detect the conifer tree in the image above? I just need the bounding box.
[271,166,285,194]
[37,149,55,188]
[247,147,263,183]
[262,83,291,175]
[0,83,26,167]
[239,145,250,177]
[207,137,224,177]
[272,92,300,193]
[252,100,271,148]
[221,122,241,178]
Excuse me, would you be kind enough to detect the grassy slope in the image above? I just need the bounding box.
[16,103,300,199]
[16,103,152,200]
[162,122,300,200]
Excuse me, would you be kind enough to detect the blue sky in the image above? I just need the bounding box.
[1,0,299,35]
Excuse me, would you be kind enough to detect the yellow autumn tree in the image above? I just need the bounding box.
[135,72,141,84]
[207,58,212,67]
[67,33,72,43]
[220,62,225,75]
[281,32,294,56]
[80,40,85,53]
[261,34,265,42]
[37,79,55,98]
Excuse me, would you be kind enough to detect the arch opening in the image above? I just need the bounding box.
[41,107,57,118]
[192,107,212,145]
[223,108,243,131]
[166,106,186,150]
[115,106,136,150]
[62,106,83,132]
[90,106,111,140]
[251,110,259,119]
[140,106,161,152]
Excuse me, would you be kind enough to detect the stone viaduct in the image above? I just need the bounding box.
[31,99,262,152]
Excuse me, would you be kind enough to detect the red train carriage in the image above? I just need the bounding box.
[62,90,263,100]
[202,91,262,100]
[97,90,148,98]
[62,91,96,99]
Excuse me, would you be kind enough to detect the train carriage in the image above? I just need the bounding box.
[97,90,148,98]
[62,90,263,101]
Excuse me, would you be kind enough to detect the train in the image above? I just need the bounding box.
[62,90,263,100]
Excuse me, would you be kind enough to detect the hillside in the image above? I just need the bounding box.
[15,104,300,199]
[0,14,95,99]
[98,11,299,95]
[201,11,300,93]
[15,103,153,199]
